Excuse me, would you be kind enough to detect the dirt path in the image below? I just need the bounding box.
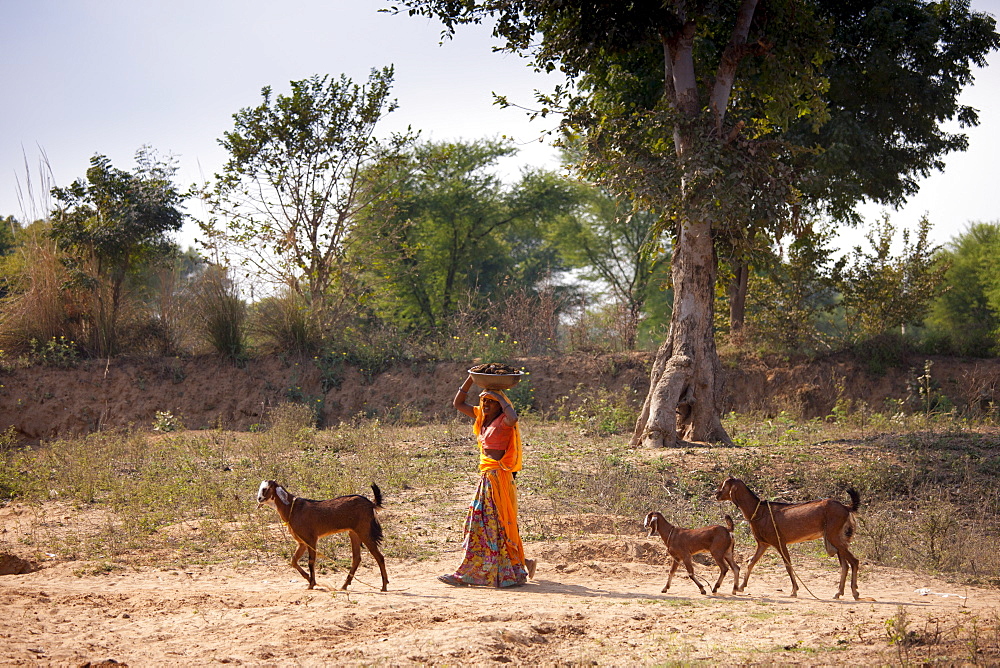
[1,538,996,666]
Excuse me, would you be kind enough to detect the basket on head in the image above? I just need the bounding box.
[468,369,523,391]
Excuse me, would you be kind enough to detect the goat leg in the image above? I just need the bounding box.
[741,543,768,592]
[727,556,741,595]
[361,536,389,592]
[776,543,797,597]
[833,548,861,600]
[290,542,313,587]
[662,558,680,593]
[681,556,707,595]
[342,531,363,590]
[306,545,319,589]
[711,554,728,593]
[712,555,729,594]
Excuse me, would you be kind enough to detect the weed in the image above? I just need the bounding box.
[29,335,79,367]
[152,410,184,433]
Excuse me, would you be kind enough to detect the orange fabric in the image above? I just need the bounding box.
[473,391,525,564]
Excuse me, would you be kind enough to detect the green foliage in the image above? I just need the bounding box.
[549,172,666,349]
[49,148,184,357]
[504,369,535,413]
[251,290,323,354]
[926,222,1000,356]
[792,0,1000,222]
[29,335,80,368]
[903,360,954,415]
[152,410,184,433]
[744,226,841,354]
[567,387,639,437]
[0,216,20,260]
[355,138,577,332]
[202,69,414,329]
[836,215,947,340]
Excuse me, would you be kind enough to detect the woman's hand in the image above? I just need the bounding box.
[481,390,518,426]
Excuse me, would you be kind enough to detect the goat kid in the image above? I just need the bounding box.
[643,512,740,595]
[256,480,389,592]
[715,477,860,600]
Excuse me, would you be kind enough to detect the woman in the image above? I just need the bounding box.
[438,373,536,587]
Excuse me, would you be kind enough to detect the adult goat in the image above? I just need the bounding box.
[715,477,861,600]
[256,480,389,592]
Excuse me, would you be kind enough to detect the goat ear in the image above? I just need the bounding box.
[275,486,291,505]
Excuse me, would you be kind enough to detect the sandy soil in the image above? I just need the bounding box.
[1,529,997,666]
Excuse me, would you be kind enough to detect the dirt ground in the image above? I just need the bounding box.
[1,518,997,666]
[5,353,1000,441]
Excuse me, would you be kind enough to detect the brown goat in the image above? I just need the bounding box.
[643,512,740,595]
[256,480,389,592]
[715,477,860,600]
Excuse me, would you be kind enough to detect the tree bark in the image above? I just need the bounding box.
[631,217,732,447]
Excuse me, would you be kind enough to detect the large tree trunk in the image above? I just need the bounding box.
[631,217,732,447]
[630,4,756,448]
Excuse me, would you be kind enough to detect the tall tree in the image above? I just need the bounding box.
[50,148,184,356]
[401,0,830,447]
[726,0,999,335]
[552,185,664,350]
[400,0,997,447]
[356,139,575,331]
[201,69,413,329]
[926,222,1000,356]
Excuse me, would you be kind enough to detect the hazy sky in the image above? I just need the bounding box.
[3,0,999,253]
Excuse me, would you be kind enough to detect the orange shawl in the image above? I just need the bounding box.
[473,391,525,565]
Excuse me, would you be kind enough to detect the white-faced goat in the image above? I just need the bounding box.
[715,477,860,600]
[643,511,740,595]
[256,480,389,592]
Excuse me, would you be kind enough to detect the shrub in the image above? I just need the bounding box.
[189,265,248,362]
[252,291,323,354]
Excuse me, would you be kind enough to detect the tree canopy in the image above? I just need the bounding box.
[201,68,414,328]
[355,138,576,331]
[398,0,998,447]
[50,148,185,356]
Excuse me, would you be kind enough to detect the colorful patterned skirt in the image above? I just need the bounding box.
[439,470,528,588]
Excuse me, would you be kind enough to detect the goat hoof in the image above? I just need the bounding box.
[660,587,669,594]
[834,593,842,599]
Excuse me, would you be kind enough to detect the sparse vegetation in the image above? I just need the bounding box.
[1,403,999,591]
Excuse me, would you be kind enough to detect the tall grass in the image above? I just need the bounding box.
[0,232,78,354]
[252,290,323,354]
[189,265,248,361]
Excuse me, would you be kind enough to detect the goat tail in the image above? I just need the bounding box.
[723,514,735,532]
[370,516,385,547]
[846,487,861,513]
[371,483,383,509]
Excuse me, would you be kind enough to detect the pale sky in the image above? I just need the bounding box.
[3,0,1000,254]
